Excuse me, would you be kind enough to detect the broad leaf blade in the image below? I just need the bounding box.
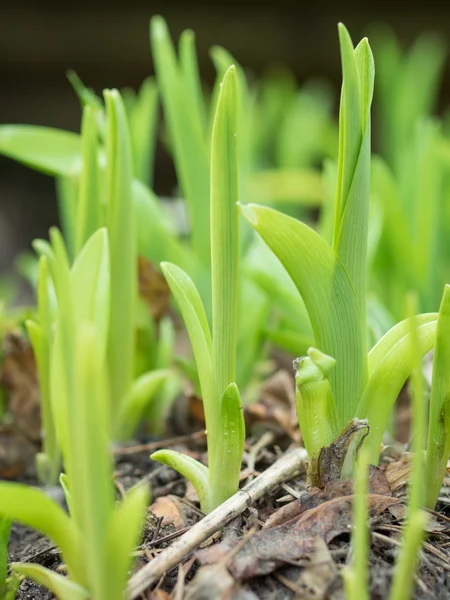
[358,320,437,460]
[0,125,81,177]
[241,203,364,426]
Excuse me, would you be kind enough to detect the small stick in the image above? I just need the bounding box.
[127,447,307,599]
[115,430,207,456]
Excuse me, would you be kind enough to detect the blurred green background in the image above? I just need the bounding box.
[1,0,450,274]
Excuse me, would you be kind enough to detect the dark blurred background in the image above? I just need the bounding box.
[2,0,450,275]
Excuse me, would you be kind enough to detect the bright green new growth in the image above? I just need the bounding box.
[151,66,245,513]
[425,284,450,508]
[241,25,450,490]
[0,229,149,600]
[342,450,369,600]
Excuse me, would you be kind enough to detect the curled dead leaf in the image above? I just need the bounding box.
[150,495,188,531]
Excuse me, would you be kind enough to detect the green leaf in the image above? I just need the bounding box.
[179,30,207,132]
[104,485,149,600]
[0,518,11,595]
[426,285,450,508]
[151,450,212,512]
[104,89,136,416]
[358,319,437,461]
[334,27,374,336]
[209,383,245,509]
[295,348,339,455]
[128,77,159,187]
[0,125,81,177]
[160,262,215,437]
[133,180,196,271]
[150,16,210,259]
[118,369,170,439]
[11,564,89,600]
[211,66,239,404]
[70,228,110,357]
[76,105,102,254]
[0,484,84,585]
[70,326,114,599]
[56,177,79,261]
[240,203,365,427]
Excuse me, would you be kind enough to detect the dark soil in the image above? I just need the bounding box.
[5,426,450,599]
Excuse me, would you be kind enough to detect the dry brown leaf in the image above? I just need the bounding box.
[184,565,257,600]
[150,495,188,530]
[264,467,392,529]
[384,454,412,492]
[278,537,337,600]
[226,493,399,579]
[0,332,41,442]
[138,256,171,321]
[244,370,300,442]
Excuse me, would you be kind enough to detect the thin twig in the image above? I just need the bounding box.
[114,431,207,456]
[127,447,307,599]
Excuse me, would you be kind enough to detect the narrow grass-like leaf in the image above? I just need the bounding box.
[240,203,364,426]
[128,77,159,186]
[334,28,374,336]
[56,177,79,261]
[11,564,89,600]
[388,511,428,600]
[76,106,102,254]
[0,518,11,596]
[0,126,81,176]
[179,30,207,132]
[119,369,170,439]
[343,450,369,600]
[211,65,239,403]
[426,285,450,508]
[104,486,149,600]
[150,16,210,259]
[160,262,215,436]
[71,326,114,599]
[70,228,110,358]
[151,450,212,512]
[0,484,84,583]
[209,383,245,508]
[104,89,136,417]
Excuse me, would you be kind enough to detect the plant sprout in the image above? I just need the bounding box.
[0,229,149,600]
[241,25,450,502]
[151,66,245,513]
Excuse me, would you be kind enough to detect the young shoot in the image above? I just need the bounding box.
[151,66,245,513]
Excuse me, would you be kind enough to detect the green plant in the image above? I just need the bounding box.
[0,229,149,600]
[240,25,450,501]
[1,89,174,482]
[151,66,245,513]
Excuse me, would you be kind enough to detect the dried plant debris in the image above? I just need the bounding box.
[138,256,171,321]
[0,331,41,478]
[245,370,300,443]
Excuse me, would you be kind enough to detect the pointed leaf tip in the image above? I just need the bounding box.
[238,203,258,226]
